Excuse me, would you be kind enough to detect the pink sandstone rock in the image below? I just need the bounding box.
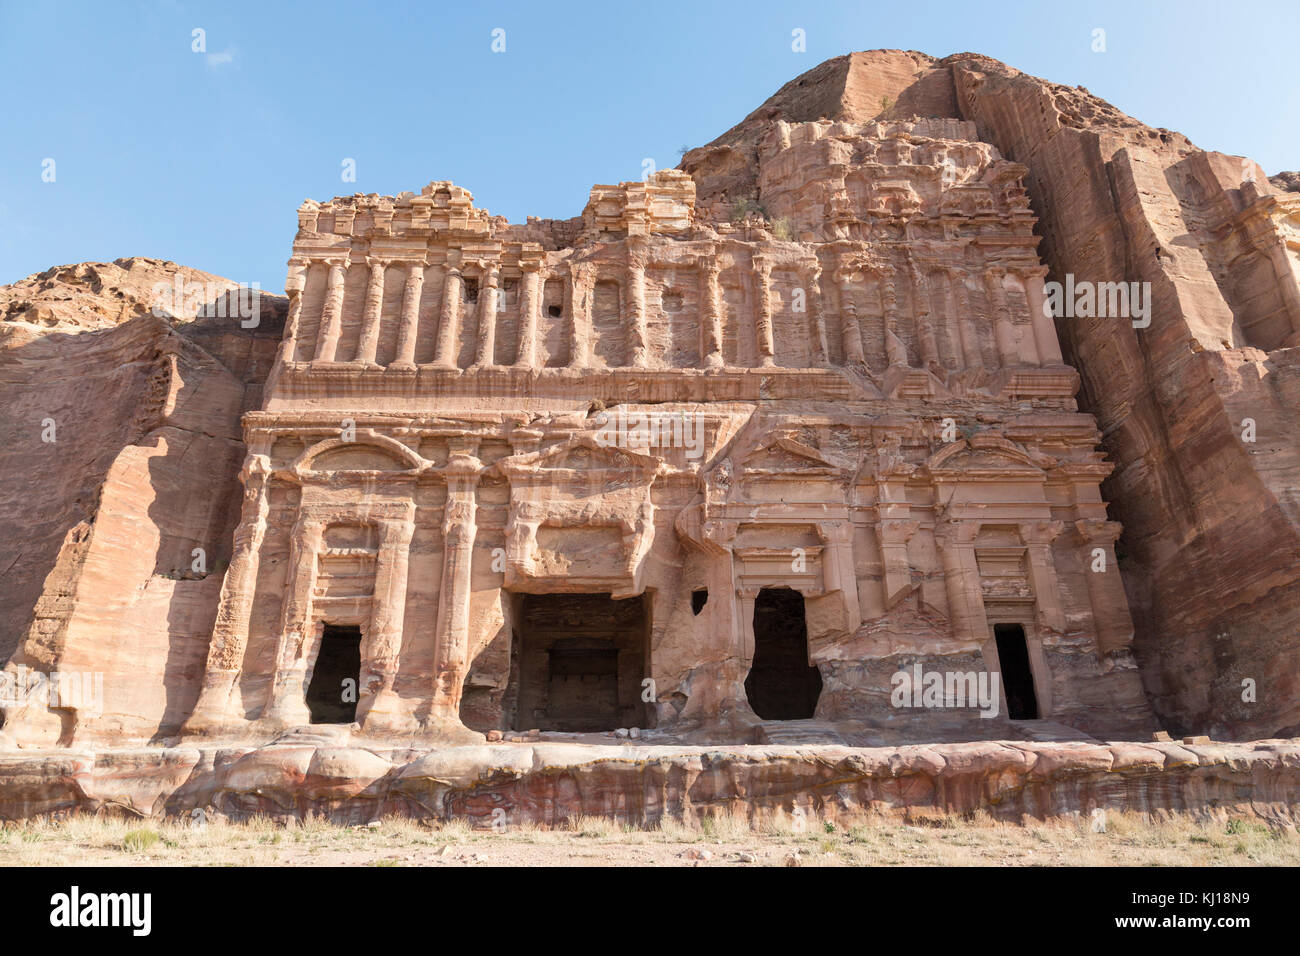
[0,50,1296,824]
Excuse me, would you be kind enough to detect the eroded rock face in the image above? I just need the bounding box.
[1,49,1296,782]
[0,258,285,742]
[1,737,1297,827]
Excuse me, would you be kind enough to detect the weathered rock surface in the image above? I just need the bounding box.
[1271,171,1300,194]
[1,736,1296,826]
[0,258,285,739]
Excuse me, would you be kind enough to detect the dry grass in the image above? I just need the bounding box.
[1,809,1296,867]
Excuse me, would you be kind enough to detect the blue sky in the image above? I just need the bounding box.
[2,0,1296,290]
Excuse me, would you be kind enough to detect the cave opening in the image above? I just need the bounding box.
[745,587,821,720]
[306,624,361,724]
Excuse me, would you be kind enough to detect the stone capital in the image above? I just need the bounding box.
[1074,518,1122,546]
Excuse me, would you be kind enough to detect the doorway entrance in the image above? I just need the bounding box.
[306,623,361,724]
[512,593,649,732]
[993,623,1039,720]
[745,587,822,720]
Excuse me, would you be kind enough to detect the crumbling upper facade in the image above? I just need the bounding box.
[165,114,1153,743]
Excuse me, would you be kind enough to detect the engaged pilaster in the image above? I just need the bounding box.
[985,266,1019,368]
[261,516,326,727]
[359,512,417,731]
[1021,266,1064,365]
[433,265,463,368]
[805,259,829,366]
[699,255,724,367]
[752,253,776,367]
[183,450,273,736]
[946,267,984,370]
[356,257,388,365]
[515,260,541,367]
[391,262,425,368]
[473,261,500,366]
[313,256,349,363]
[834,262,866,365]
[628,238,650,367]
[432,448,482,723]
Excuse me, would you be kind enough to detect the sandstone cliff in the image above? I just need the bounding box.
[0,259,285,742]
[684,50,1300,738]
[3,50,1296,745]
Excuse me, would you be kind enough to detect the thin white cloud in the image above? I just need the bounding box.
[205,50,235,68]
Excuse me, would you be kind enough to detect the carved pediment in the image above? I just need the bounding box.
[497,434,661,482]
[738,435,843,477]
[925,434,1048,477]
[293,433,424,478]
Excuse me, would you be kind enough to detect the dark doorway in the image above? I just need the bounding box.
[307,624,361,724]
[994,623,1039,720]
[513,593,648,732]
[745,588,821,720]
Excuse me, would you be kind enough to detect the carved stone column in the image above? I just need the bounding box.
[279,258,309,367]
[910,260,941,370]
[1074,519,1133,659]
[313,257,349,363]
[985,266,1019,368]
[431,450,482,724]
[882,266,908,367]
[1022,520,1066,634]
[567,261,593,368]
[878,517,919,609]
[805,259,830,366]
[752,253,776,367]
[391,262,425,369]
[817,519,861,631]
[1021,266,1064,365]
[700,255,724,367]
[947,267,984,370]
[183,451,273,736]
[356,257,388,365]
[433,266,463,368]
[261,515,326,727]
[473,262,500,366]
[627,238,650,367]
[834,264,866,365]
[515,261,541,367]
[935,520,985,643]
[358,511,416,731]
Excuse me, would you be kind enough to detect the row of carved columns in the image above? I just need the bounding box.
[289,251,1064,371]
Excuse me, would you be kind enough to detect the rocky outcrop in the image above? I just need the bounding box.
[685,50,1300,740]
[0,258,285,742]
[1,735,1296,826]
[1271,171,1300,193]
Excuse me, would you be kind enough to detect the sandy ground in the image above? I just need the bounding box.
[3,812,1298,866]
